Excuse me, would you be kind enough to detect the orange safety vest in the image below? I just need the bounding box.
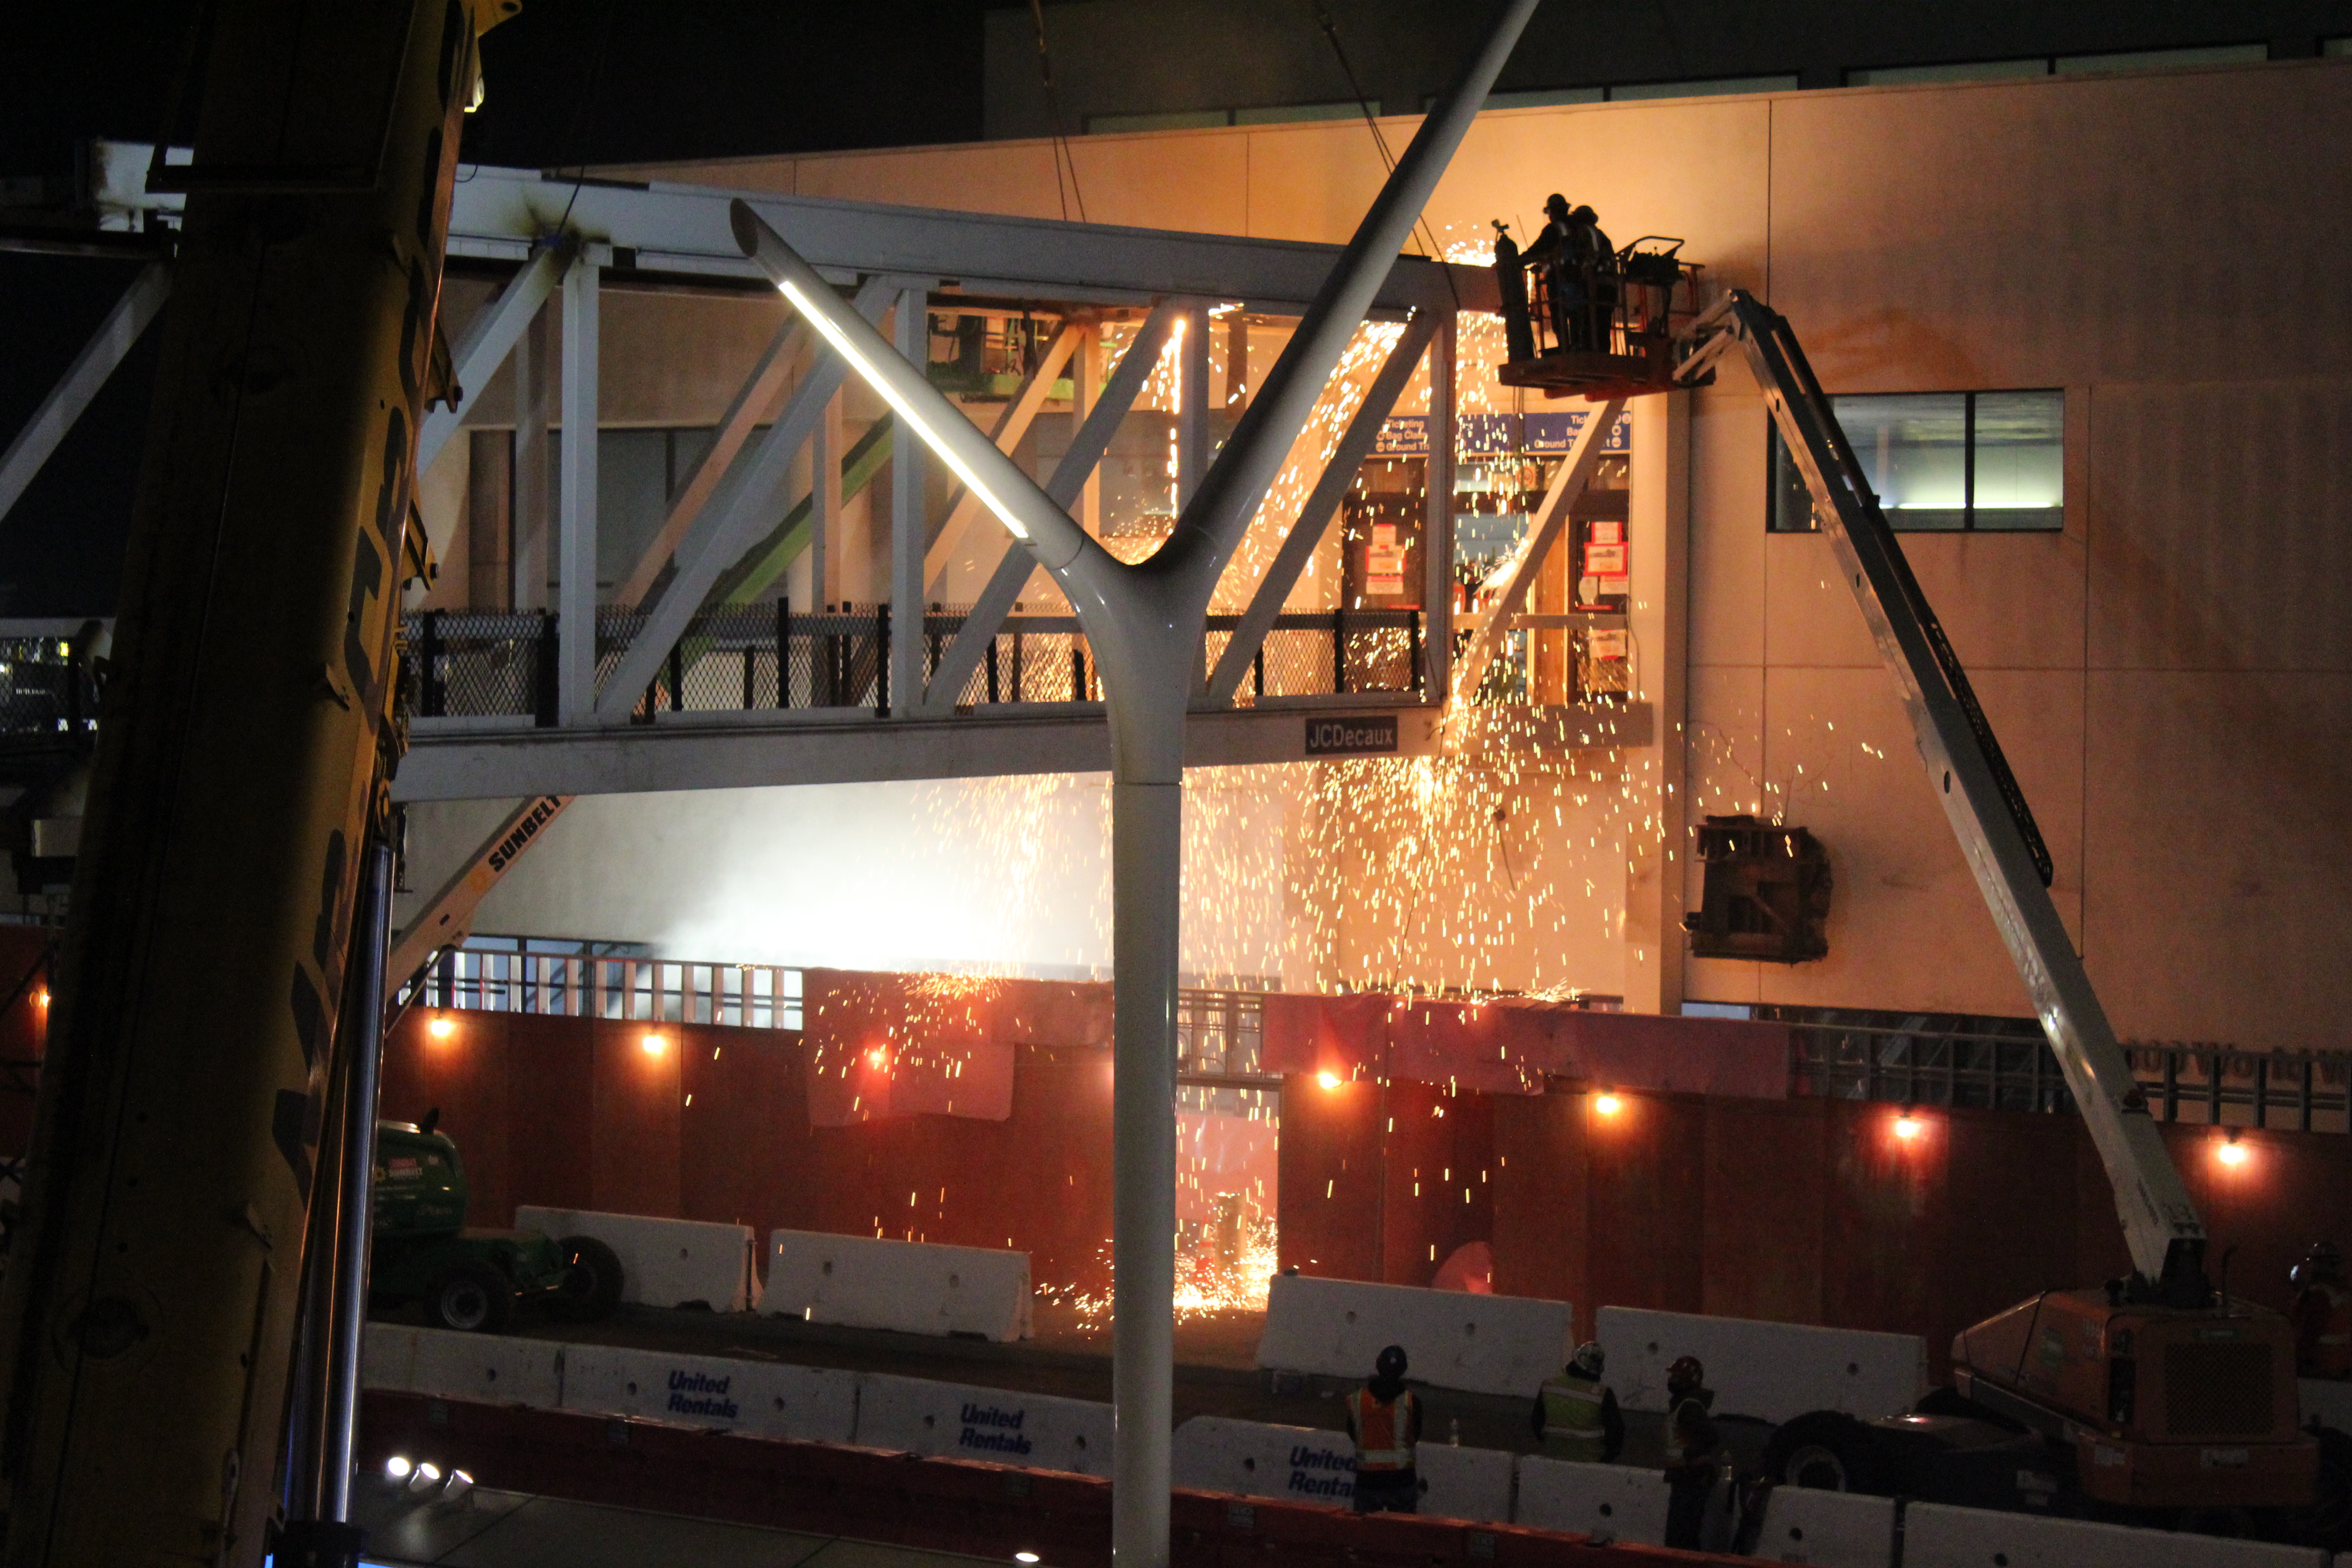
[1347,1387,1418,1471]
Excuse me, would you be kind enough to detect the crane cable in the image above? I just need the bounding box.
[1029,0,1089,224]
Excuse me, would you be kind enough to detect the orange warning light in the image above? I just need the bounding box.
[2216,1136,2250,1168]
[427,1015,456,1041]
[640,1032,666,1058]
[1593,1093,1624,1117]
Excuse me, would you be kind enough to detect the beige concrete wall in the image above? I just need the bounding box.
[562,58,2351,1048]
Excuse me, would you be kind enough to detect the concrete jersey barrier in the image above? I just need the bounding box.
[1597,1305,1926,1421]
[1169,1416,1514,1522]
[1510,1455,1670,1545]
[361,1324,564,1409]
[515,1206,755,1312]
[764,1230,1031,1342]
[560,1342,858,1444]
[850,1372,1110,1477]
[1751,1485,1896,1568]
[1900,1499,2329,1568]
[1254,1274,1571,1397]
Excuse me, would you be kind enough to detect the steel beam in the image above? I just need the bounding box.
[613,314,804,609]
[559,256,600,723]
[890,289,927,714]
[732,10,1537,1563]
[590,276,896,722]
[921,300,1181,708]
[1446,397,1623,711]
[1421,312,1458,699]
[0,261,169,529]
[1202,311,1436,706]
[922,320,1085,601]
[513,302,552,611]
[417,240,568,476]
[1177,303,1210,507]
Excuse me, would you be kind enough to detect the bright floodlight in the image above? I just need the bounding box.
[774,279,1028,541]
[2217,1139,2249,1167]
[1593,1093,1623,1116]
[640,1032,666,1057]
[1894,1114,1924,1141]
[1015,1555,1042,1564]
[1316,1071,1342,1090]
[384,1455,412,1482]
[406,1461,442,1494]
[428,1015,456,1040]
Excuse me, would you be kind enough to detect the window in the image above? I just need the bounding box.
[1769,390,2063,533]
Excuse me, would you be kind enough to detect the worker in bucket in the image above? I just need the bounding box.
[1344,1344,1423,1514]
[1517,194,1614,352]
[2293,1241,2352,1378]
[1533,1341,1625,1462]
[1661,1355,1725,1549]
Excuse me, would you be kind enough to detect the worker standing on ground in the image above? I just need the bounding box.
[1661,1355,1725,1549]
[2293,1242,2352,1378]
[1532,1341,1625,1461]
[1345,1344,1423,1513]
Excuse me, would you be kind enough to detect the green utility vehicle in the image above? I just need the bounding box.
[371,1112,624,1333]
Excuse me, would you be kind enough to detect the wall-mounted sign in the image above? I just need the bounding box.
[1376,410,1634,458]
[1304,715,1398,757]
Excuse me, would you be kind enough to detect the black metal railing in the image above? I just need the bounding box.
[402,603,1425,725]
[1774,1003,2352,1134]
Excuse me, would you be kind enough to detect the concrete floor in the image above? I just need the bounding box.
[357,1484,1017,1568]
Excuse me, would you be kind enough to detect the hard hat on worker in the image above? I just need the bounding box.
[1570,1342,1605,1380]
[1544,192,1570,220]
[1375,1344,1409,1380]
[1666,1355,1705,1396]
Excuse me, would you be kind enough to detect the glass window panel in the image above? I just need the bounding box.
[1971,391,2064,530]
[1768,423,1818,532]
[1608,74,1798,101]
[1847,59,2050,87]
[2053,44,2267,75]
[1842,393,1967,531]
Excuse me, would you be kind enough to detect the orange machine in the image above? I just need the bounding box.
[1954,1288,2317,1510]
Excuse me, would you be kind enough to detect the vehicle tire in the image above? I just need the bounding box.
[551,1235,624,1322]
[1762,1411,1891,1495]
[425,1259,513,1334]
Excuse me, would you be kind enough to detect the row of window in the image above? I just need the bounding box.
[1769,390,2063,534]
[1086,39,2346,135]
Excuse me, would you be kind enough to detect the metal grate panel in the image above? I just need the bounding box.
[2163,1341,2273,1438]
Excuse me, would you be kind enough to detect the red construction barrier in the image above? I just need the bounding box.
[359,1392,1749,1567]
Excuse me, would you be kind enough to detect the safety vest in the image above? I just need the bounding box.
[1539,1375,1607,1461]
[1347,1387,1418,1471]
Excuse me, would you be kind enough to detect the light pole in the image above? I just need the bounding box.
[733,7,1535,1558]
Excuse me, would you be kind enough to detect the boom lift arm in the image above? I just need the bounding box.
[1677,291,2208,1304]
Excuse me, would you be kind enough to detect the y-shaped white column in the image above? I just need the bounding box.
[733,7,1538,1558]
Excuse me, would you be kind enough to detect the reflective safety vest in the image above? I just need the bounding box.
[1539,1375,1608,1461]
[1347,1387,1418,1471]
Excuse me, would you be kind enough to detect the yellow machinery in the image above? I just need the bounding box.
[0,2,508,1564]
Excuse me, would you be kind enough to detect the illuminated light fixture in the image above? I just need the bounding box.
[774,279,1028,540]
[1593,1093,1623,1116]
[34,989,49,1007]
[407,1460,443,1494]
[640,1032,666,1058]
[442,1468,475,1501]
[1016,1554,1043,1564]
[384,1455,413,1482]
[867,1046,891,1071]
[1316,1071,1343,1091]
[1893,1113,1925,1142]
[428,1015,456,1040]
[2217,1133,2249,1168]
